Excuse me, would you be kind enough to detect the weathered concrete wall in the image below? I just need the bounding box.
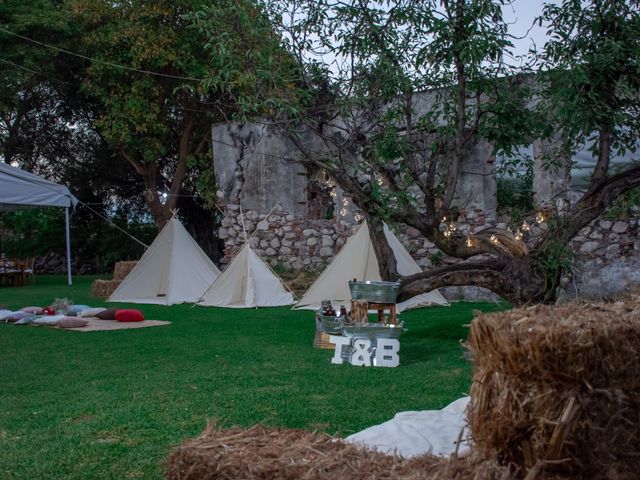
[452,139,497,219]
[212,123,309,216]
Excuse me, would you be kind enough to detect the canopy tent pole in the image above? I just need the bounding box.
[65,207,72,286]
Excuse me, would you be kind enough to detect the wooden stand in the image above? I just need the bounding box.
[313,330,336,349]
[350,300,397,325]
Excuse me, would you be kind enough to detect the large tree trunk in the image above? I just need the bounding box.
[366,214,398,281]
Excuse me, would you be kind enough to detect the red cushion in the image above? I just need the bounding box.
[115,309,144,322]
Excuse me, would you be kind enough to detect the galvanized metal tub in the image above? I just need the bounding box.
[319,315,343,334]
[341,323,403,341]
[348,280,401,303]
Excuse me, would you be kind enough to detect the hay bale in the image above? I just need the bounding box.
[165,422,507,480]
[90,279,120,298]
[467,298,640,478]
[113,260,138,281]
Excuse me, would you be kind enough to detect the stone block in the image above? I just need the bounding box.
[249,237,260,248]
[303,229,318,237]
[221,217,233,227]
[612,221,629,233]
[260,239,269,248]
[284,232,297,239]
[307,238,318,247]
[264,248,277,256]
[280,246,292,255]
[599,220,613,230]
[605,244,620,259]
[282,240,293,247]
[322,235,334,247]
[579,241,600,254]
[319,246,334,257]
[270,238,281,249]
[257,220,269,231]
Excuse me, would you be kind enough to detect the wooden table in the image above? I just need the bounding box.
[351,299,397,325]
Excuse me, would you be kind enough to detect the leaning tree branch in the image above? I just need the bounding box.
[536,163,640,248]
[398,259,506,302]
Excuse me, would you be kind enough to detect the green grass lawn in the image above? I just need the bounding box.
[0,276,508,479]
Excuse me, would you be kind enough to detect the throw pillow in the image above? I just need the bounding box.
[80,307,107,318]
[115,309,144,322]
[58,318,89,329]
[95,308,118,320]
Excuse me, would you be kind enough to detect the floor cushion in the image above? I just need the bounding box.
[115,309,144,322]
[64,305,90,316]
[32,315,66,325]
[15,315,36,325]
[95,308,118,320]
[58,317,90,329]
[80,307,107,318]
[3,311,33,323]
[20,306,44,315]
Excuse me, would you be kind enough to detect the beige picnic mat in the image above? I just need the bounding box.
[59,317,170,332]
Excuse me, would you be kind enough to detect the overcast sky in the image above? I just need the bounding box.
[503,0,562,59]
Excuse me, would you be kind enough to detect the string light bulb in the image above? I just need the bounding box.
[521,221,530,232]
[466,236,473,247]
[514,229,523,240]
[535,212,545,224]
[490,234,499,245]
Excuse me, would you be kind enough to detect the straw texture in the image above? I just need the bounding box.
[467,295,640,479]
[165,422,508,480]
[91,261,138,297]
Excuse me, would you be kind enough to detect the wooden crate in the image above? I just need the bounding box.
[313,330,336,349]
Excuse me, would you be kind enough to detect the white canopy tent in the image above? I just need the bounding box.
[199,243,294,308]
[294,221,449,312]
[0,162,78,285]
[108,217,221,305]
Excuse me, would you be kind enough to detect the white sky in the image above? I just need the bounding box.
[502,0,562,59]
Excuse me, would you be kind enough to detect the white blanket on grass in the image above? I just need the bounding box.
[345,396,470,458]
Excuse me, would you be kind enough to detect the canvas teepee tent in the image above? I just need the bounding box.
[294,222,448,312]
[198,243,294,308]
[108,217,221,305]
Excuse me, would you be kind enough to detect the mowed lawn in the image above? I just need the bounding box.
[0,276,508,479]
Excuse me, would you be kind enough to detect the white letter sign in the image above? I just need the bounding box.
[329,335,351,364]
[375,338,400,367]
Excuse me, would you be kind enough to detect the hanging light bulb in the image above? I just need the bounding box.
[466,236,473,247]
[535,212,545,224]
[514,229,523,240]
[521,221,530,232]
[490,234,499,245]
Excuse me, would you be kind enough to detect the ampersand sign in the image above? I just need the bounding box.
[350,338,372,366]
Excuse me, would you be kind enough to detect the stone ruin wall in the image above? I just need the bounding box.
[212,99,640,300]
[218,199,640,300]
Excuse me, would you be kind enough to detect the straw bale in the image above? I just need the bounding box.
[467,296,640,479]
[165,422,508,480]
[113,261,138,281]
[90,279,119,298]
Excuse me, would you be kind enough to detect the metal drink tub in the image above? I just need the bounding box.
[319,315,343,334]
[348,280,400,303]
[341,323,403,341]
